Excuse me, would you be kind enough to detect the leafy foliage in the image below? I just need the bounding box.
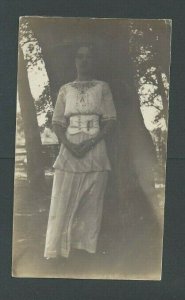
[129,21,170,166]
[129,21,169,127]
[19,18,53,130]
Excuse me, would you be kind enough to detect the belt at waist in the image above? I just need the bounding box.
[67,115,100,135]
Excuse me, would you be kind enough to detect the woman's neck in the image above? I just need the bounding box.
[75,73,93,81]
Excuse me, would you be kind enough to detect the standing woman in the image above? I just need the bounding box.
[44,45,117,258]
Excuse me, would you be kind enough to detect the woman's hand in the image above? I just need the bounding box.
[66,139,95,158]
[68,142,84,158]
[78,138,96,155]
[76,119,116,157]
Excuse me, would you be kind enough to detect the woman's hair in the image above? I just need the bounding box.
[74,42,97,59]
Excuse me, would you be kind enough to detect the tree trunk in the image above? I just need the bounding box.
[18,46,46,191]
[155,66,169,121]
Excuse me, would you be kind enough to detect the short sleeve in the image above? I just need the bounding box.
[52,85,67,128]
[101,82,117,121]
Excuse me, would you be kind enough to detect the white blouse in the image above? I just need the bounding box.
[52,80,117,126]
[52,80,117,173]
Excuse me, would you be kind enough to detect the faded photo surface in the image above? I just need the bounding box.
[12,17,172,280]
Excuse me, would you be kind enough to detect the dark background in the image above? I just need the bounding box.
[0,0,185,299]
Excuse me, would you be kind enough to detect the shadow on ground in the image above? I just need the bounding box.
[12,176,163,280]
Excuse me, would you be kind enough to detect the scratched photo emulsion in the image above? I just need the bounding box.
[12,17,172,280]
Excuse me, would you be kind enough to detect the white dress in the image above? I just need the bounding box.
[44,80,117,258]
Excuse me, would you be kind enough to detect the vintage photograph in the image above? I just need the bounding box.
[12,17,172,280]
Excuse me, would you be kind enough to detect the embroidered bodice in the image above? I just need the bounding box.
[52,80,117,128]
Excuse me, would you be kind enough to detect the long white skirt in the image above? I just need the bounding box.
[44,169,108,258]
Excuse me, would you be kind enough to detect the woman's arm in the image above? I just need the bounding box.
[79,119,116,155]
[93,119,116,144]
[53,123,81,157]
[53,123,67,146]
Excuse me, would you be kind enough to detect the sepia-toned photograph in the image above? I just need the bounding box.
[12,17,172,280]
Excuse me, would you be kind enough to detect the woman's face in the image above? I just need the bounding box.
[75,46,94,75]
